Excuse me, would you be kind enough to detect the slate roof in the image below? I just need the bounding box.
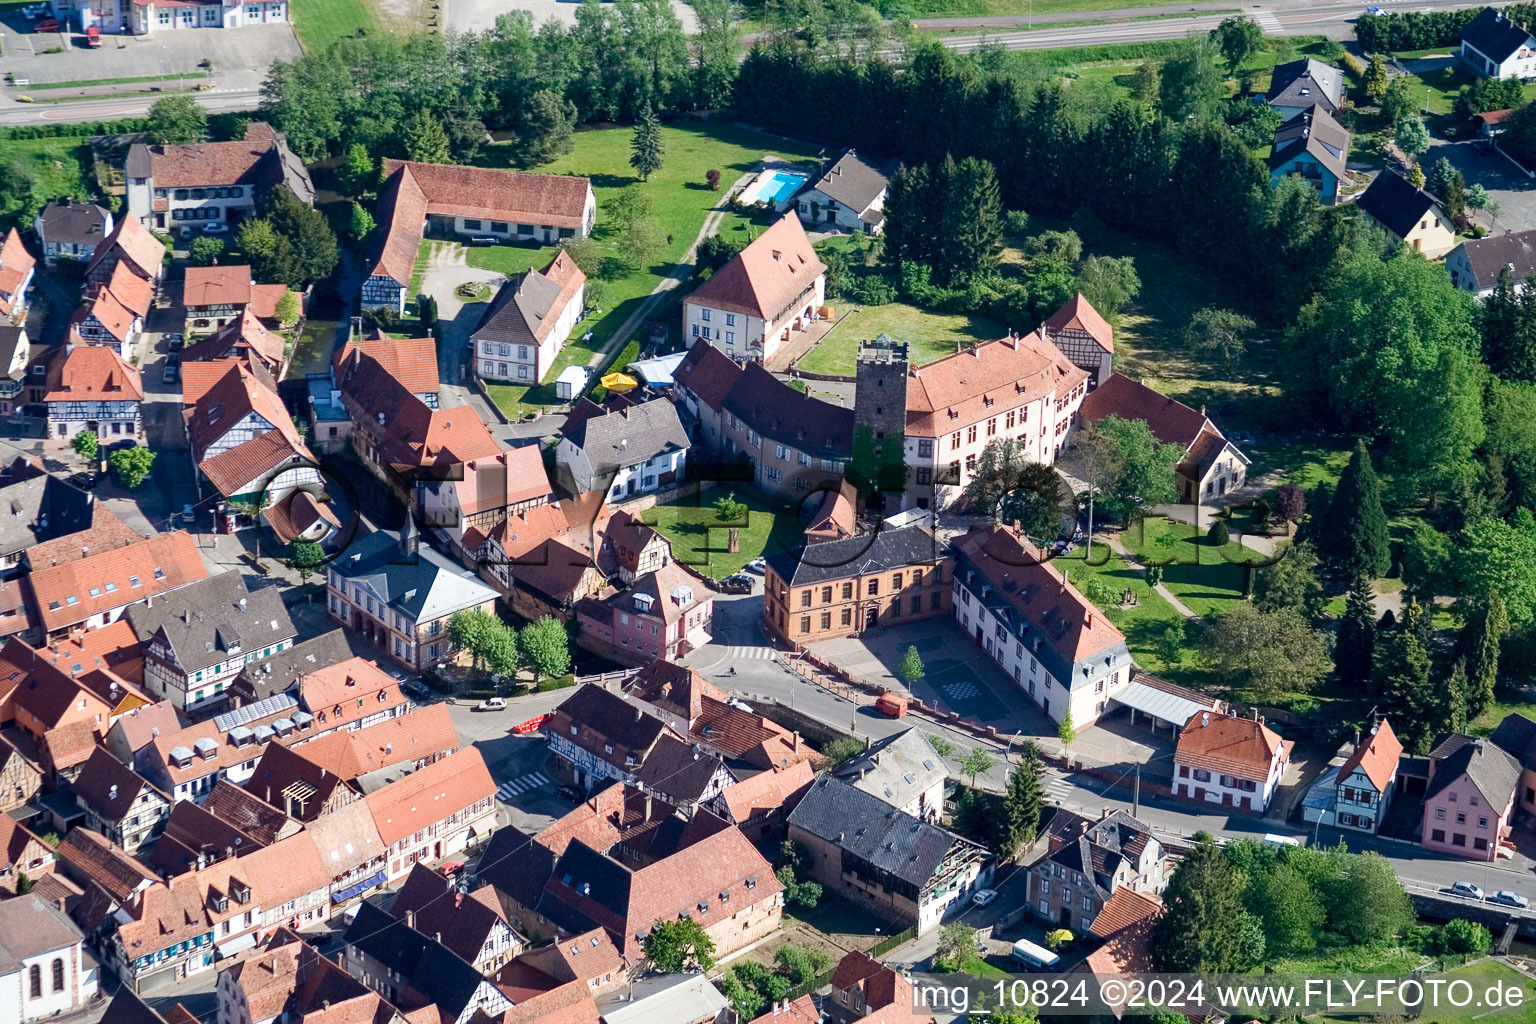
[685,214,825,322]
[126,572,294,675]
[330,529,498,625]
[1266,58,1344,112]
[1426,736,1522,808]
[787,775,985,888]
[834,728,947,810]
[564,397,689,474]
[1451,229,1536,289]
[766,524,941,588]
[475,825,560,913]
[233,628,358,702]
[724,361,853,460]
[549,684,675,765]
[1462,5,1536,62]
[341,898,494,1018]
[1268,104,1351,183]
[1175,712,1289,781]
[810,150,895,214]
[390,863,517,964]
[629,732,735,804]
[1355,171,1446,240]
[1337,718,1404,793]
[1490,712,1536,768]
[475,251,586,348]
[0,474,97,561]
[36,200,110,247]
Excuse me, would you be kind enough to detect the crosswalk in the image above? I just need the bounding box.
[1045,774,1074,804]
[495,772,551,802]
[726,646,776,661]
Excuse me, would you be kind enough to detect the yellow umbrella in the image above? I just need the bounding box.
[601,372,639,392]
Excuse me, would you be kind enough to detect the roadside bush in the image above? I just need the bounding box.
[1438,919,1491,955]
[1208,520,1231,546]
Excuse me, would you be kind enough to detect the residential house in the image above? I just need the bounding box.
[102,699,181,765]
[56,0,289,35]
[182,310,288,379]
[803,478,858,543]
[1302,718,1403,834]
[682,214,826,364]
[747,995,820,1024]
[1489,712,1536,815]
[596,975,732,1024]
[787,775,992,934]
[795,150,895,235]
[0,323,29,416]
[1268,105,1351,204]
[334,334,441,409]
[1029,810,1167,933]
[545,684,679,791]
[763,525,949,646]
[1478,107,1514,136]
[831,728,946,822]
[1355,170,1458,257]
[473,250,587,385]
[575,560,715,663]
[84,214,164,290]
[263,701,457,796]
[1078,372,1250,504]
[71,262,153,356]
[152,780,299,875]
[0,895,98,1023]
[540,796,784,959]
[711,759,814,844]
[261,488,342,546]
[72,746,173,854]
[25,529,207,641]
[420,443,553,560]
[1070,890,1164,1018]
[227,628,358,708]
[365,160,595,313]
[599,510,672,584]
[469,496,609,616]
[294,655,412,737]
[952,523,1133,729]
[242,742,356,823]
[342,900,512,1024]
[0,472,96,580]
[389,863,524,974]
[126,571,297,710]
[34,200,113,267]
[555,398,690,502]
[53,825,154,908]
[0,733,43,812]
[215,933,388,1024]
[125,123,316,233]
[1421,734,1521,861]
[0,816,57,896]
[308,799,390,912]
[825,952,935,1024]
[1173,711,1292,814]
[44,345,143,441]
[673,345,853,500]
[7,651,116,782]
[1446,228,1536,296]
[1461,6,1536,78]
[137,693,310,801]
[1041,293,1116,391]
[0,229,36,323]
[325,528,500,673]
[182,266,288,336]
[365,745,498,881]
[1265,58,1345,119]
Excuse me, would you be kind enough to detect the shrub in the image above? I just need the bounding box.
[1439,919,1491,955]
[1208,520,1230,546]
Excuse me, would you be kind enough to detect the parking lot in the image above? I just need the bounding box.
[1426,136,1536,234]
[0,15,299,86]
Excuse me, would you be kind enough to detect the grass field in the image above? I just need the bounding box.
[794,303,1007,375]
[640,487,803,579]
[0,135,92,233]
[289,0,378,53]
[460,122,820,414]
[1307,959,1536,1024]
[1469,692,1536,737]
[28,72,209,90]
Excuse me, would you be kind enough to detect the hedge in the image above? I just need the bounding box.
[0,118,148,140]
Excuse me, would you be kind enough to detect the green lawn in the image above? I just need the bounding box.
[641,487,803,579]
[1469,692,1536,738]
[794,303,1006,375]
[28,72,208,90]
[291,320,338,377]
[900,0,1227,14]
[461,122,821,413]
[289,0,378,53]
[0,136,92,232]
[1307,959,1536,1024]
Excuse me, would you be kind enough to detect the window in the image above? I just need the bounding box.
[950,432,961,450]
[840,608,852,626]
[918,439,933,457]
[800,616,811,633]
[726,313,736,326]
[1435,807,1445,820]
[1456,812,1466,824]
[821,587,832,603]
[967,425,978,444]
[701,309,712,322]
[867,578,879,596]
[52,958,63,993]
[1474,837,1488,851]
[842,583,853,599]
[726,332,736,344]
[892,572,903,589]
[820,613,831,630]
[1452,833,1466,847]
[801,591,811,609]
[987,418,997,437]
[776,445,787,459]
[1478,816,1488,829]
[916,468,931,485]
[29,964,40,999]
[1432,828,1445,843]
[464,219,483,230]
[1006,410,1016,429]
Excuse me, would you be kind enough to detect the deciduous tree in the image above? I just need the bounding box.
[1074,255,1141,317]
[643,918,715,972]
[288,540,326,582]
[1201,604,1331,697]
[960,748,997,788]
[109,446,155,488]
[898,645,925,685]
[1158,37,1225,122]
[147,95,208,144]
[519,615,571,680]
[1184,307,1254,368]
[1092,416,1184,525]
[1210,15,1264,73]
[189,236,224,267]
[70,431,98,461]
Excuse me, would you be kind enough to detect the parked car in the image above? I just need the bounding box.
[202,222,229,234]
[21,4,48,17]
[181,503,196,524]
[466,236,498,246]
[34,17,59,31]
[875,692,909,717]
[474,697,508,712]
[401,679,431,700]
[1487,890,1529,909]
[162,363,178,384]
[744,557,767,575]
[1365,5,1387,14]
[179,226,196,240]
[1449,881,1485,901]
[85,25,100,46]
[67,472,95,490]
[971,888,998,907]
[166,333,184,351]
[718,574,754,594]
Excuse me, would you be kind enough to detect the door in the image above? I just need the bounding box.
[1058,906,1071,926]
[865,607,878,629]
[1194,787,1205,801]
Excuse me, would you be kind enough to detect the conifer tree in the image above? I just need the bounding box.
[1467,592,1507,718]
[1154,835,1265,972]
[1319,440,1390,579]
[630,101,664,181]
[1002,744,1046,856]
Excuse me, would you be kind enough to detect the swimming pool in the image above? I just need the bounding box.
[739,169,809,209]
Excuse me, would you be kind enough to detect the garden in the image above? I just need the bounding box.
[640,487,804,580]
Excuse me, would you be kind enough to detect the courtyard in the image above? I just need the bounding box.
[641,486,804,580]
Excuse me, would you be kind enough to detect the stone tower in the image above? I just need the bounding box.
[854,334,909,494]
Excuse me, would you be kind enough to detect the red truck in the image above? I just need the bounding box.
[875,692,909,718]
[86,25,100,46]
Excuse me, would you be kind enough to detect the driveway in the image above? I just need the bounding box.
[1425,136,1536,233]
[415,244,520,436]
[0,21,299,86]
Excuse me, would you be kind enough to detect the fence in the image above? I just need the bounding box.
[784,967,837,1002]
[870,926,917,958]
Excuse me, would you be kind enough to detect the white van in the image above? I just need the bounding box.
[1011,938,1060,971]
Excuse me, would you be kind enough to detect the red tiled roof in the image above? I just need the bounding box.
[953,524,1126,664]
[184,309,285,370]
[248,282,292,321]
[263,489,342,544]
[28,531,207,633]
[334,337,439,397]
[86,216,164,283]
[198,428,316,499]
[297,657,407,732]
[717,759,814,822]
[35,617,145,684]
[45,345,143,402]
[365,745,495,845]
[185,362,301,460]
[142,139,276,189]
[105,261,154,317]
[905,330,1087,438]
[28,504,142,569]
[184,265,253,308]
[1042,292,1114,354]
[381,160,591,229]
[56,827,156,903]
[367,165,429,288]
[685,215,824,322]
[287,703,458,781]
[457,445,551,517]
[1078,372,1211,453]
[747,995,819,1024]
[1089,888,1163,939]
[0,229,36,315]
[71,288,137,344]
[181,358,266,408]
[1338,718,1403,794]
[1175,712,1289,781]
[1479,108,1514,125]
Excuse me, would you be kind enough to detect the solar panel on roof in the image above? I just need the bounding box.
[213,692,298,730]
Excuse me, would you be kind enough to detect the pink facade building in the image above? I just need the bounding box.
[1421,735,1521,862]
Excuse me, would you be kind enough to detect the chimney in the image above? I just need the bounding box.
[1085,612,1092,630]
[455,891,463,909]
[644,793,652,819]
[406,909,416,930]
